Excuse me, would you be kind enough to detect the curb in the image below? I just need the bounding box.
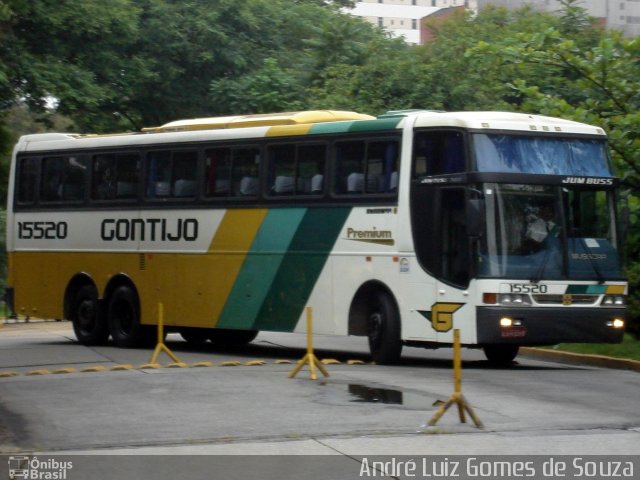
[521,347,640,373]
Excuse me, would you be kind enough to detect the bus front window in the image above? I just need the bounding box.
[478,184,623,281]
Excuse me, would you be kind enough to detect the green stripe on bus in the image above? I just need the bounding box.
[308,117,402,136]
[253,207,351,331]
[308,121,355,135]
[216,208,307,330]
[566,284,608,295]
[347,117,402,132]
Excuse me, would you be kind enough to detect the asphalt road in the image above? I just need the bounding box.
[0,321,639,479]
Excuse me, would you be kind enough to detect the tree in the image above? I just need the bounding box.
[208,5,393,115]
[210,58,305,114]
[0,0,140,128]
[306,36,419,114]
[307,6,579,115]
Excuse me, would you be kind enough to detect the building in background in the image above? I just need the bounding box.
[476,0,640,37]
[349,1,470,44]
[349,1,639,43]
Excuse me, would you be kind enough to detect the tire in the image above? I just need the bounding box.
[108,285,154,348]
[367,292,402,364]
[180,327,209,345]
[71,285,109,345]
[208,328,258,348]
[483,345,519,366]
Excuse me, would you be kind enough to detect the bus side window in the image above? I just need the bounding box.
[171,151,197,198]
[335,140,398,195]
[146,150,197,199]
[269,144,296,195]
[413,131,465,177]
[16,157,39,204]
[92,154,114,200]
[267,143,326,196]
[146,151,171,198]
[92,153,140,201]
[335,141,365,194]
[232,148,260,197]
[205,148,232,197]
[41,156,86,203]
[366,141,398,193]
[298,144,325,195]
[115,153,141,199]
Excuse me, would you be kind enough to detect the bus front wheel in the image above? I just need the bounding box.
[108,286,153,348]
[367,292,402,365]
[71,285,109,345]
[483,345,519,366]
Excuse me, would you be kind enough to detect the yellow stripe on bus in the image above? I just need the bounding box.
[606,285,626,295]
[266,124,314,137]
[207,209,268,326]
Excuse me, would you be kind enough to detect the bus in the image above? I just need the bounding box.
[6,109,627,365]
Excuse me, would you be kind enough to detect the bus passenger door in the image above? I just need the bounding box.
[432,187,473,344]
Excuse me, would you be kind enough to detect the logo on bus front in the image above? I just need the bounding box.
[561,176,613,185]
[418,303,465,333]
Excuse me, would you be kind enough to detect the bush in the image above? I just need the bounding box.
[625,260,640,339]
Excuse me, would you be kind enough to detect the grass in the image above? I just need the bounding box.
[551,334,640,361]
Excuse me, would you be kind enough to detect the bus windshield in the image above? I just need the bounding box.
[473,134,613,176]
[478,183,624,281]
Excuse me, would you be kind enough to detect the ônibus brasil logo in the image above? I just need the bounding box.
[8,456,73,480]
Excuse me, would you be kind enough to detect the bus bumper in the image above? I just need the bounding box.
[476,306,626,345]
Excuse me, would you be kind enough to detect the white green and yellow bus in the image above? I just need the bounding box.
[6,110,627,364]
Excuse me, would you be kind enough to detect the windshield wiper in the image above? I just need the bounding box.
[531,247,551,284]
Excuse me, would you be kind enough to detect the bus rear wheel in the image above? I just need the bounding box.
[367,292,402,365]
[483,345,519,366]
[71,285,109,345]
[108,286,153,348]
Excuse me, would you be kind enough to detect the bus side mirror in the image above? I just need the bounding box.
[468,198,485,238]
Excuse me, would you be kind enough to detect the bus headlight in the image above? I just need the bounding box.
[500,317,523,327]
[497,294,531,306]
[606,318,625,329]
[602,295,625,306]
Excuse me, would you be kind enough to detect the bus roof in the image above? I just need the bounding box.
[409,110,606,136]
[141,110,375,133]
[14,109,606,153]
